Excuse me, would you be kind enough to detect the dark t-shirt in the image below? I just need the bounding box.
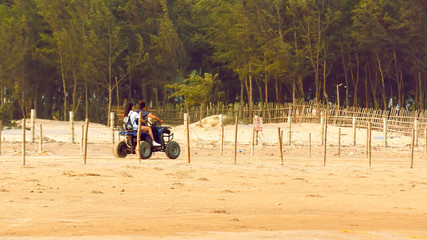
[135,110,150,125]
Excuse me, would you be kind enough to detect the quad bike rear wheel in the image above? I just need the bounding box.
[114,141,128,158]
[139,141,152,159]
[165,141,180,159]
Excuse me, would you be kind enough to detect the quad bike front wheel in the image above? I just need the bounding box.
[139,141,152,159]
[114,141,128,158]
[165,141,180,159]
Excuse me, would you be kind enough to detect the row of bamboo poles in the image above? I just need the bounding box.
[112,100,427,137]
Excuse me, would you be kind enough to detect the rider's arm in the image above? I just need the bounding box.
[147,113,163,124]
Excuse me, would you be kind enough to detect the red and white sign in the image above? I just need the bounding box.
[253,116,263,131]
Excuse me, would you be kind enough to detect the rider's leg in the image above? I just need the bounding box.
[141,126,161,146]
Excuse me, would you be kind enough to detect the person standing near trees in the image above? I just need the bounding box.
[124,102,161,146]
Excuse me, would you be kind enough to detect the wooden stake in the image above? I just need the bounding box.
[136,111,142,161]
[411,129,415,168]
[338,128,341,157]
[81,125,84,155]
[320,112,325,146]
[69,111,74,143]
[323,111,328,166]
[110,112,115,144]
[22,118,26,166]
[220,114,224,156]
[0,120,2,155]
[353,117,356,146]
[414,119,418,147]
[31,109,36,143]
[234,116,238,164]
[368,122,372,167]
[288,115,292,146]
[278,127,283,165]
[309,133,311,157]
[251,130,255,157]
[185,113,191,163]
[383,118,387,149]
[39,124,43,153]
[83,118,89,165]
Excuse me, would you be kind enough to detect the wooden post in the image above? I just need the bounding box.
[136,111,142,161]
[220,114,224,156]
[22,118,26,166]
[80,125,84,155]
[184,113,191,163]
[0,120,2,155]
[83,118,89,165]
[414,119,418,147]
[31,109,36,143]
[69,111,74,143]
[251,130,255,157]
[368,121,372,167]
[278,127,283,165]
[234,116,238,164]
[309,133,311,157]
[323,111,328,166]
[39,124,43,153]
[383,118,387,148]
[110,112,115,144]
[321,112,325,146]
[338,128,341,157]
[411,129,415,169]
[287,115,292,146]
[353,117,356,146]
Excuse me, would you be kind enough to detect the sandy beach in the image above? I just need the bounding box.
[0,118,426,239]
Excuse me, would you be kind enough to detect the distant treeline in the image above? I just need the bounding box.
[0,0,426,124]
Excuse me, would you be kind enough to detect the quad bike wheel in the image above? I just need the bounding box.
[165,141,180,159]
[114,141,128,158]
[139,141,152,159]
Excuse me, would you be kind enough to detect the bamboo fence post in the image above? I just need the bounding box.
[338,128,341,157]
[414,118,418,147]
[81,125,84,155]
[31,109,36,143]
[136,111,142,161]
[321,112,325,146]
[22,118,26,166]
[251,129,255,157]
[288,115,292,146]
[83,118,89,164]
[234,116,238,164]
[278,127,283,165]
[323,111,328,166]
[309,133,312,157]
[383,118,387,148]
[110,112,115,144]
[411,129,415,169]
[353,117,356,146]
[39,124,43,153]
[69,111,74,143]
[220,114,224,156]
[368,121,372,167]
[184,113,191,163]
[0,120,2,155]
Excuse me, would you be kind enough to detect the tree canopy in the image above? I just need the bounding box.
[0,0,425,123]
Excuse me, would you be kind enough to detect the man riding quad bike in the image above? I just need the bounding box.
[113,104,180,159]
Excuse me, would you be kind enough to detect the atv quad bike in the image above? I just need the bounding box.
[114,118,180,160]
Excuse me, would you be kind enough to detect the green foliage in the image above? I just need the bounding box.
[166,72,221,107]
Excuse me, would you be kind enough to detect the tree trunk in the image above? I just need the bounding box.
[419,71,424,110]
[365,65,369,109]
[85,80,88,119]
[376,55,387,110]
[264,76,271,122]
[59,49,67,121]
[249,62,253,118]
[353,53,360,107]
[116,77,120,107]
